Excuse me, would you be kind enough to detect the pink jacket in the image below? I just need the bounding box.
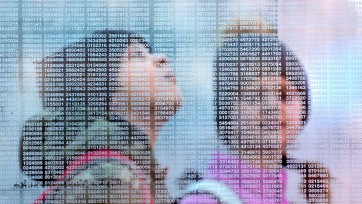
[180,152,288,204]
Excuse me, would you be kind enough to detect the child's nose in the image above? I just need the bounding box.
[153,54,169,68]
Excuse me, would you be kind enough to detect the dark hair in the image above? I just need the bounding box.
[38,30,152,116]
[214,32,310,144]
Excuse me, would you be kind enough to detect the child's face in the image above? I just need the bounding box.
[279,77,304,153]
[232,77,303,154]
[114,43,183,122]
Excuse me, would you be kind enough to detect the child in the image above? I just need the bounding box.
[176,31,331,204]
[20,30,182,204]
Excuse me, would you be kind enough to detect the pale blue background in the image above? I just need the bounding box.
[0,0,361,203]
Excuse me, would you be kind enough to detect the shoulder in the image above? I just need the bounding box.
[286,160,332,203]
[285,168,308,203]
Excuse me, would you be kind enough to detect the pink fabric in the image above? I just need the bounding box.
[281,168,288,204]
[180,152,288,204]
[180,194,219,204]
